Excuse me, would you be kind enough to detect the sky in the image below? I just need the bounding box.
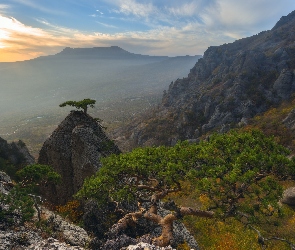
[0,0,294,62]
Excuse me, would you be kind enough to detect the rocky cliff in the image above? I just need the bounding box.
[113,10,295,149]
[38,111,121,204]
[0,137,35,174]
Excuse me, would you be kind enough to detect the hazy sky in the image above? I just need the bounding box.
[0,0,294,62]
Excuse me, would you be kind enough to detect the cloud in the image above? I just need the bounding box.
[0,4,10,9]
[10,0,66,15]
[200,0,295,38]
[0,13,212,62]
[96,9,104,15]
[166,1,212,17]
[1,0,295,62]
[111,0,156,18]
[96,21,118,29]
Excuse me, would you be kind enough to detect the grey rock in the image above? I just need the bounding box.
[0,227,42,250]
[273,69,295,99]
[0,171,13,195]
[38,111,120,204]
[123,242,176,250]
[0,137,35,169]
[26,238,86,250]
[0,203,90,249]
[281,187,295,206]
[283,108,295,130]
[103,234,137,250]
[42,208,90,247]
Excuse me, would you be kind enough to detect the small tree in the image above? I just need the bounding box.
[0,164,61,223]
[18,164,61,221]
[59,98,96,113]
[76,130,295,248]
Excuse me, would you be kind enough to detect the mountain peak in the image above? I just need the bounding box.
[56,46,131,58]
[272,9,295,30]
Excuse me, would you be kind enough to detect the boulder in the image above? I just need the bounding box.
[41,208,90,247]
[281,187,295,206]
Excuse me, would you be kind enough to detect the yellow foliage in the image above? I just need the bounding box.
[290,215,295,225]
[177,242,191,250]
[199,194,210,209]
[55,200,83,223]
[215,232,238,250]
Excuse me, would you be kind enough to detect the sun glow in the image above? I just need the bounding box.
[0,15,49,61]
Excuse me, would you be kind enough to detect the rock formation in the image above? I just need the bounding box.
[0,171,13,195]
[281,187,295,206]
[0,172,90,250]
[38,110,121,204]
[123,242,176,250]
[113,10,295,149]
[0,137,35,168]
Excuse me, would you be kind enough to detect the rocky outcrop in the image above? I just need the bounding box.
[0,172,90,250]
[0,171,13,195]
[283,108,295,129]
[281,187,295,206]
[113,10,295,149]
[27,238,86,250]
[0,137,35,169]
[38,110,121,204]
[42,208,90,247]
[123,242,176,250]
[0,227,87,250]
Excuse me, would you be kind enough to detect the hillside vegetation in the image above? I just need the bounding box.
[77,129,295,249]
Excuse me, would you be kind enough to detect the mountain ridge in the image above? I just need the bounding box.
[112,10,295,150]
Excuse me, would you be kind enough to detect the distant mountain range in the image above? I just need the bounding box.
[0,46,200,118]
[113,10,295,150]
[0,46,200,153]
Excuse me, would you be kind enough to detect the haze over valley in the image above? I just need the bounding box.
[0,46,200,155]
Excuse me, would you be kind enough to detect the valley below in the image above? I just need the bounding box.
[0,46,200,156]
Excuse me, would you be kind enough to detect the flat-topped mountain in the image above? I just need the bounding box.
[113,10,295,149]
[54,46,168,60]
[0,46,201,154]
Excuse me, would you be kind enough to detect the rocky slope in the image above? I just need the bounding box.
[0,171,90,250]
[0,137,35,175]
[38,110,121,205]
[113,10,295,149]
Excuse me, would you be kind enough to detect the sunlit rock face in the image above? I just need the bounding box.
[38,110,120,205]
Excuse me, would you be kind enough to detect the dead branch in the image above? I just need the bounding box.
[144,205,214,247]
[108,208,145,238]
[179,207,214,218]
[28,194,43,222]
